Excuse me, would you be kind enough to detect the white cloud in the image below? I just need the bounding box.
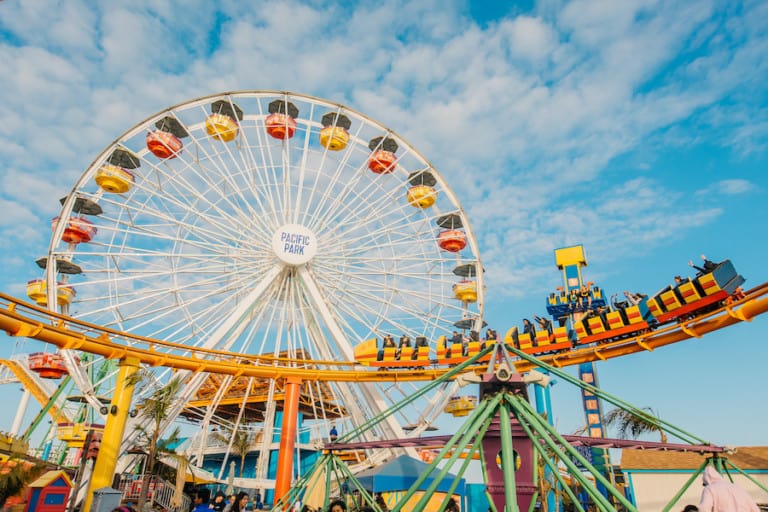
[0,0,765,307]
[695,179,755,196]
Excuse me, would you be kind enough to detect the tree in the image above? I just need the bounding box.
[0,457,43,507]
[603,406,667,443]
[131,375,184,511]
[212,426,253,477]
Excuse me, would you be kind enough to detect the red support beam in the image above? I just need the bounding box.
[274,377,302,505]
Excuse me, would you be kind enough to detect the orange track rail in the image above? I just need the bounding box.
[1,284,767,382]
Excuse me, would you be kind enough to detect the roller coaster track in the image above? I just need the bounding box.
[0,357,72,423]
[1,283,767,382]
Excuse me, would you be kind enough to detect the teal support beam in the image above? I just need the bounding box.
[507,344,709,445]
[516,418,586,512]
[723,459,768,495]
[506,394,628,511]
[392,393,503,512]
[498,400,520,512]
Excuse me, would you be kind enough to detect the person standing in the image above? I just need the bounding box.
[698,466,759,512]
[210,492,227,512]
[224,492,250,512]
[192,490,211,512]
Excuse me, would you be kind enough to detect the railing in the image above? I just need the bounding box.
[115,473,191,512]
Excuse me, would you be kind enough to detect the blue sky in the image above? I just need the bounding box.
[0,0,766,449]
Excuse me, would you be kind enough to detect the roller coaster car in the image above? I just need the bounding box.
[574,302,652,346]
[508,326,573,355]
[354,338,379,366]
[646,260,745,323]
[354,338,433,368]
[545,286,606,317]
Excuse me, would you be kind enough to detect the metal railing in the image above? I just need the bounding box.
[115,473,191,512]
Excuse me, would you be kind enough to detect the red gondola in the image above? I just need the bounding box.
[52,216,96,244]
[146,130,183,159]
[437,229,467,252]
[29,352,68,379]
[266,100,299,139]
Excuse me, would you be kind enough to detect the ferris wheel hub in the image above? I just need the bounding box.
[271,224,317,266]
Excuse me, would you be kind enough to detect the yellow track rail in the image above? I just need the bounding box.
[1,284,767,382]
[0,357,72,423]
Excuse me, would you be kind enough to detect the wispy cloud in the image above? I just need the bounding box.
[0,0,765,304]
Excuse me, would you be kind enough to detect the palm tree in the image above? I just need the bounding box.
[603,406,668,443]
[131,375,184,511]
[212,426,253,477]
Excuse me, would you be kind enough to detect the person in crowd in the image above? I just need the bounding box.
[374,494,389,511]
[192,489,211,512]
[485,328,497,341]
[507,325,520,349]
[327,499,347,512]
[682,506,699,512]
[210,491,227,512]
[445,497,460,512]
[329,424,338,442]
[412,336,428,359]
[689,254,717,275]
[382,334,396,348]
[623,290,646,305]
[225,491,250,512]
[522,318,536,338]
[698,465,759,511]
[533,315,552,334]
[397,334,412,360]
[450,330,463,344]
[579,283,592,309]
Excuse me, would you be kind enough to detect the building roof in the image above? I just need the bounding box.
[621,446,768,471]
[28,470,73,488]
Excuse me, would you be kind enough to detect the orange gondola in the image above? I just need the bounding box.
[51,216,97,244]
[146,130,182,159]
[28,352,68,379]
[368,136,398,174]
[266,100,299,139]
[146,116,188,159]
[438,230,467,252]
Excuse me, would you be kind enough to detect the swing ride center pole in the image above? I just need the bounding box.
[274,376,302,505]
[83,357,140,512]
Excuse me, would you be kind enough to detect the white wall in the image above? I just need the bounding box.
[627,472,768,512]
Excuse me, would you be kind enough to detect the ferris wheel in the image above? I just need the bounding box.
[36,91,485,455]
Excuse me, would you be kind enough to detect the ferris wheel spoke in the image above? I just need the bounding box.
[119,171,262,246]
[237,121,287,229]
[299,132,369,230]
[178,126,268,221]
